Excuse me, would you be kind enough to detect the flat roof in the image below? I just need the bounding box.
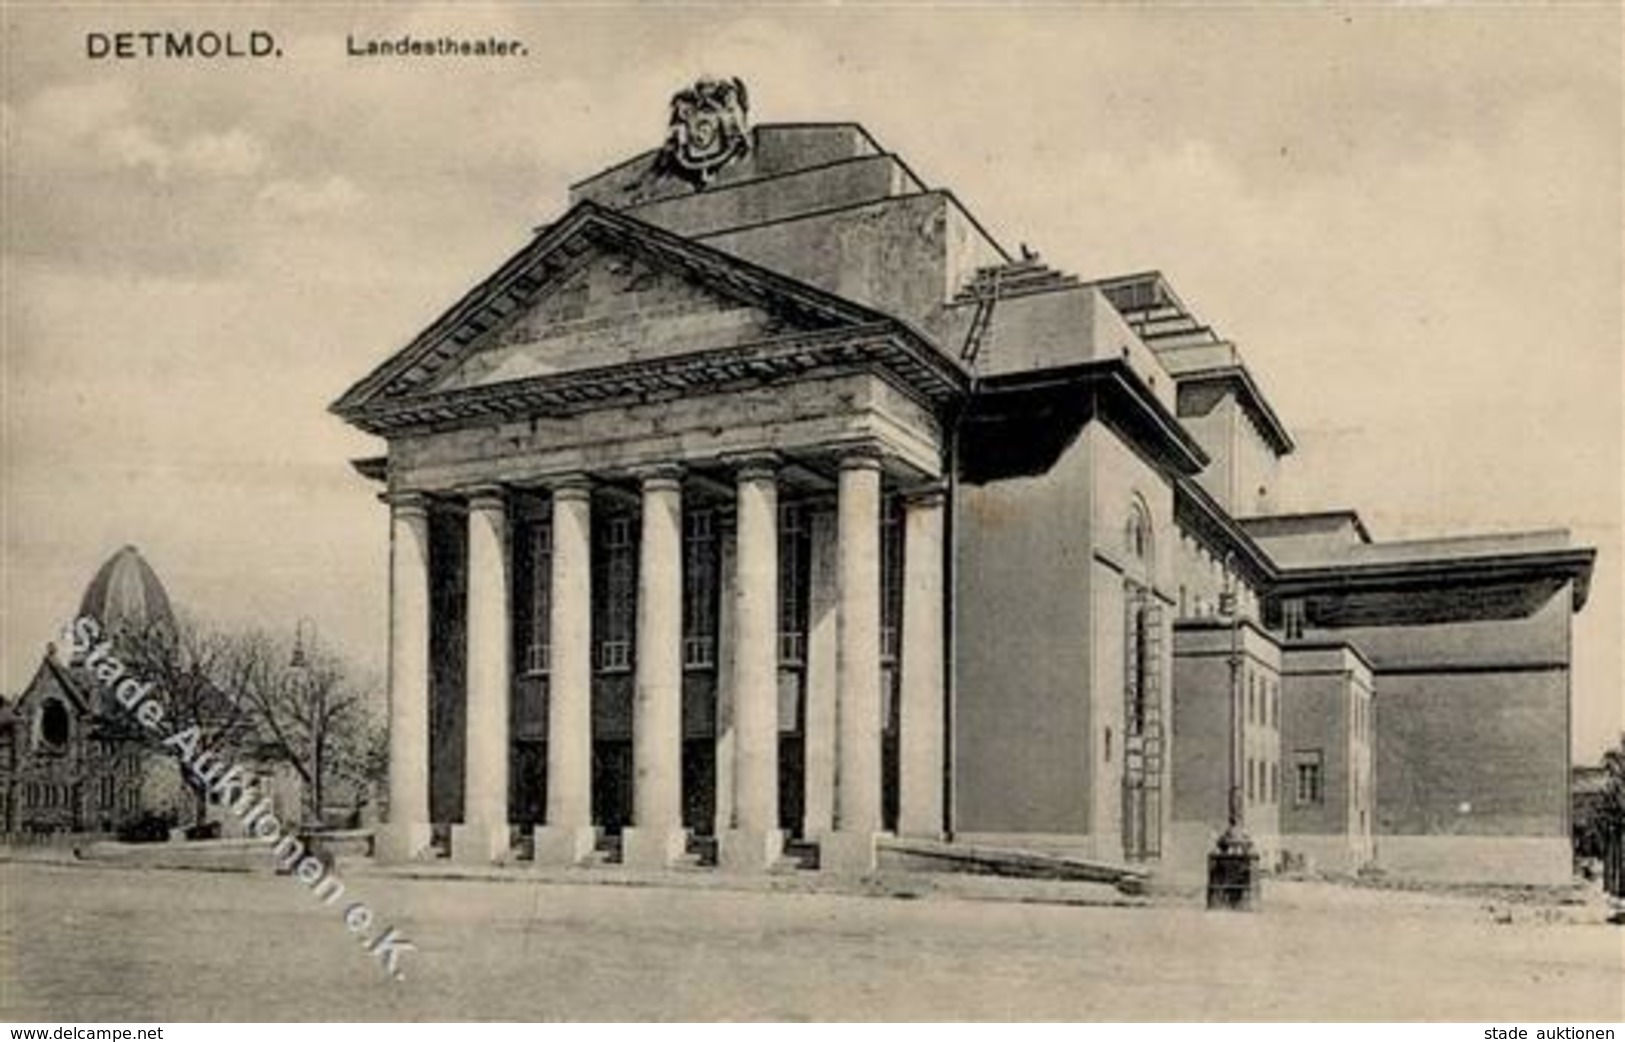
[1237,510,1373,544]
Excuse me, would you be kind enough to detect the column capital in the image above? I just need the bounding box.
[546,473,595,502]
[902,483,948,509]
[631,462,685,491]
[385,490,431,517]
[462,484,508,513]
[835,442,886,473]
[722,450,782,482]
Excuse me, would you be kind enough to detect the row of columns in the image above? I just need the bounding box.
[376,449,945,874]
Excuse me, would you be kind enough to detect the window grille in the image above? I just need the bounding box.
[1126,592,1152,737]
[1283,598,1306,640]
[880,497,903,664]
[778,503,808,666]
[1294,750,1325,805]
[683,510,717,669]
[523,521,552,674]
[597,515,635,672]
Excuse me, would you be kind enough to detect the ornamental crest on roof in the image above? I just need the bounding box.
[655,77,751,188]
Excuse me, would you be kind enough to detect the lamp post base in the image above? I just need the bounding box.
[1206,826,1262,911]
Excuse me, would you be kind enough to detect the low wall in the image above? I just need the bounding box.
[1375,835,1571,886]
[1280,832,1374,876]
[952,832,1103,861]
[1,831,107,848]
[72,830,373,872]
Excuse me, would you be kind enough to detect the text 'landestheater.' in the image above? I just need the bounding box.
[333,80,1594,883]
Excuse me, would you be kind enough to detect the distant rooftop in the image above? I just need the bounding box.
[1087,272,1293,455]
[1090,271,1219,347]
[1334,528,1577,566]
[1248,514,1585,568]
[1238,510,1373,545]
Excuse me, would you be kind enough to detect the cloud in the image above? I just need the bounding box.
[15,79,132,147]
[256,174,364,217]
[101,124,172,177]
[178,128,267,178]
[12,78,269,183]
[5,72,360,274]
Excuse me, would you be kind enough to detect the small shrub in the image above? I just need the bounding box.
[117,813,173,844]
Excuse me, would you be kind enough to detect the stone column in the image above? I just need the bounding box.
[898,487,946,838]
[377,492,433,863]
[712,515,738,838]
[720,453,784,871]
[622,465,689,868]
[824,447,884,874]
[534,476,598,865]
[452,486,514,864]
[801,507,838,839]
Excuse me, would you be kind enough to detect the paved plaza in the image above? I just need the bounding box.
[2,860,1621,1021]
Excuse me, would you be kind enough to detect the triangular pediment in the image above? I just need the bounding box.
[333,202,903,420]
[433,247,801,392]
[15,654,93,717]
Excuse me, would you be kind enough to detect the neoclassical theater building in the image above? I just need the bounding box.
[334,80,1595,881]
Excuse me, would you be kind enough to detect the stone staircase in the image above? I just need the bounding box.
[878,836,1152,895]
[952,258,1082,306]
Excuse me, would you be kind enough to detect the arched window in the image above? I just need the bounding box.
[1126,504,1152,563]
[40,700,70,749]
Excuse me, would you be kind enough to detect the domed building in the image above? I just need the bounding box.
[0,546,172,835]
[77,544,177,639]
[2,545,309,839]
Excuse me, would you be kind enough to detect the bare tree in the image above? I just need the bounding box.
[96,615,381,830]
[1600,734,1625,900]
[117,614,258,827]
[230,632,381,826]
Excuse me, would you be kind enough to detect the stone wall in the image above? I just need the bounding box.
[953,425,1094,837]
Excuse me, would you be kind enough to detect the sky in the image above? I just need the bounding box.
[3,3,1621,760]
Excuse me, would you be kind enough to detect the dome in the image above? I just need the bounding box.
[77,545,176,637]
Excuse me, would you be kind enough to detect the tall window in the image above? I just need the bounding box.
[683,510,718,668]
[1126,588,1151,736]
[523,521,552,674]
[597,514,635,672]
[1126,504,1152,563]
[1294,750,1325,805]
[1282,598,1306,641]
[879,496,904,665]
[778,503,809,665]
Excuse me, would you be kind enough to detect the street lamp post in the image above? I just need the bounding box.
[288,616,323,827]
[1207,553,1261,910]
[285,616,335,869]
[290,616,316,670]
